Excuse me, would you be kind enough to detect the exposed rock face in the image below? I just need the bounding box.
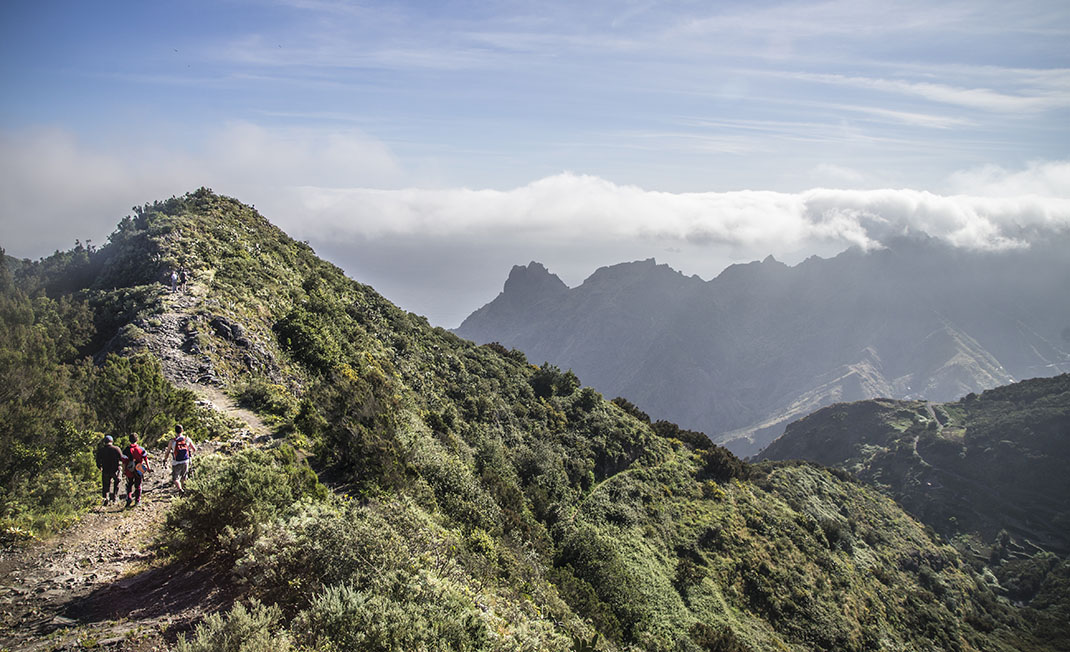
[456,237,1070,455]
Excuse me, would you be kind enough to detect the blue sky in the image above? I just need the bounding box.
[2,0,1068,325]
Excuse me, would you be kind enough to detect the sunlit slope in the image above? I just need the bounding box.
[7,188,1061,650]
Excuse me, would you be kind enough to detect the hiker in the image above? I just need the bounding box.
[170,268,178,293]
[94,435,126,505]
[162,424,196,494]
[179,268,189,293]
[122,433,151,508]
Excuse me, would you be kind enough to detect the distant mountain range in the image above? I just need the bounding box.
[456,236,1070,455]
[12,190,1068,649]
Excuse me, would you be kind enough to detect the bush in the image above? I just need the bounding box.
[530,363,579,399]
[698,446,750,482]
[86,354,200,447]
[162,445,326,559]
[234,379,297,418]
[689,623,752,652]
[176,599,292,652]
[294,360,407,491]
[294,574,492,652]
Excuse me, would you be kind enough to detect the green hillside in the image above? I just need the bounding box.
[759,375,1070,646]
[1,189,1064,650]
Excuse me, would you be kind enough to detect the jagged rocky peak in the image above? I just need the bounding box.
[582,257,694,287]
[712,253,789,285]
[502,261,568,296]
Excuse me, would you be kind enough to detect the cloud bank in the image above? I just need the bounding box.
[2,124,1067,325]
[292,167,1070,255]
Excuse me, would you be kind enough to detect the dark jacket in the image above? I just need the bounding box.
[97,443,125,473]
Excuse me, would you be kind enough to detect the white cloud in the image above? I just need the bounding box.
[798,72,1070,113]
[0,128,195,254]
[943,160,1070,198]
[2,124,1068,326]
[0,123,404,257]
[290,169,1070,255]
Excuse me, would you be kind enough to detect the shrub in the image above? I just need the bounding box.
[530,363,579,399]
[294,360,407,491]
[162,445,326,559]
[235,497,461,610]
[234,379,297,418]
[294,574,492,652]
[689,623,752,652]
[611,397,650,424]
[176,599,292,652]
[87,354,199,447]
[698,446,750,482]
[652,420,714,451]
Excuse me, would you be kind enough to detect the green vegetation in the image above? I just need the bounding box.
[760,375,1070,648]
[3,191,1064,650]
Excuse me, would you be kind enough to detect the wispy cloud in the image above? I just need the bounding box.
[796,72,1070,113]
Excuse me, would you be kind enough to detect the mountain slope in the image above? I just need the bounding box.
[757,374,1070,646]
[1,190,1063,651]
[455,240,1070,456]
[758,374,1070,556]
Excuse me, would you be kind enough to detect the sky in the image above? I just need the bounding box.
[1,0,1068,327]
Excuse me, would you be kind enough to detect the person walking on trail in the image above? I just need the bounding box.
[162,424,196,494]
[95,435,126,505]
[179,268,189,293]
[170,268,178,293]
[122,433,151,508]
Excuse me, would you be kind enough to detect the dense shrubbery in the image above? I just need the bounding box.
[233,379,297,420]
[162,445,326,558]
[6,192,1060,651]
[176,600,292,652]
[530,362,580,399]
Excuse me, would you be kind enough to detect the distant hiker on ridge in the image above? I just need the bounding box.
[122,433,151,508]
[179,268,189,293]
[170,268,178,293]
[163,424,196,494]
[94,435,126,506]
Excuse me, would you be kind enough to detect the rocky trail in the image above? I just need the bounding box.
[0,277,281,650]
[0,437,235,651]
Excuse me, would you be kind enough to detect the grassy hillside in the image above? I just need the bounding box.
[2,189,1063,650]
[759,375,1070,646]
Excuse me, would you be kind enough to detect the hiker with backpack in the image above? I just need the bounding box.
[122,433,151,508]
[95,435,126,505]
[162,424,196,494]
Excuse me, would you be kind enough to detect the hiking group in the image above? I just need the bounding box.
[169,267,189,294]
[94,425,197,508]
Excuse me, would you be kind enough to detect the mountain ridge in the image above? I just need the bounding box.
[455,240,1070,455]
[2,189,1065,650]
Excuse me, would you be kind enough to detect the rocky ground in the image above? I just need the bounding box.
[0,440,235,652]
[0,276,277,651]
[0,382,268,652]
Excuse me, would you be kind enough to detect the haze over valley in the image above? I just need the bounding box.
[2,1,1069,650]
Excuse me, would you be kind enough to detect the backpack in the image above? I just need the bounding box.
[174,437,190,462]
[123,445,140,477]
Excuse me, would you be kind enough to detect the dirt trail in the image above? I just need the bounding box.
[0,439,236,651]
[0,277,281,651]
